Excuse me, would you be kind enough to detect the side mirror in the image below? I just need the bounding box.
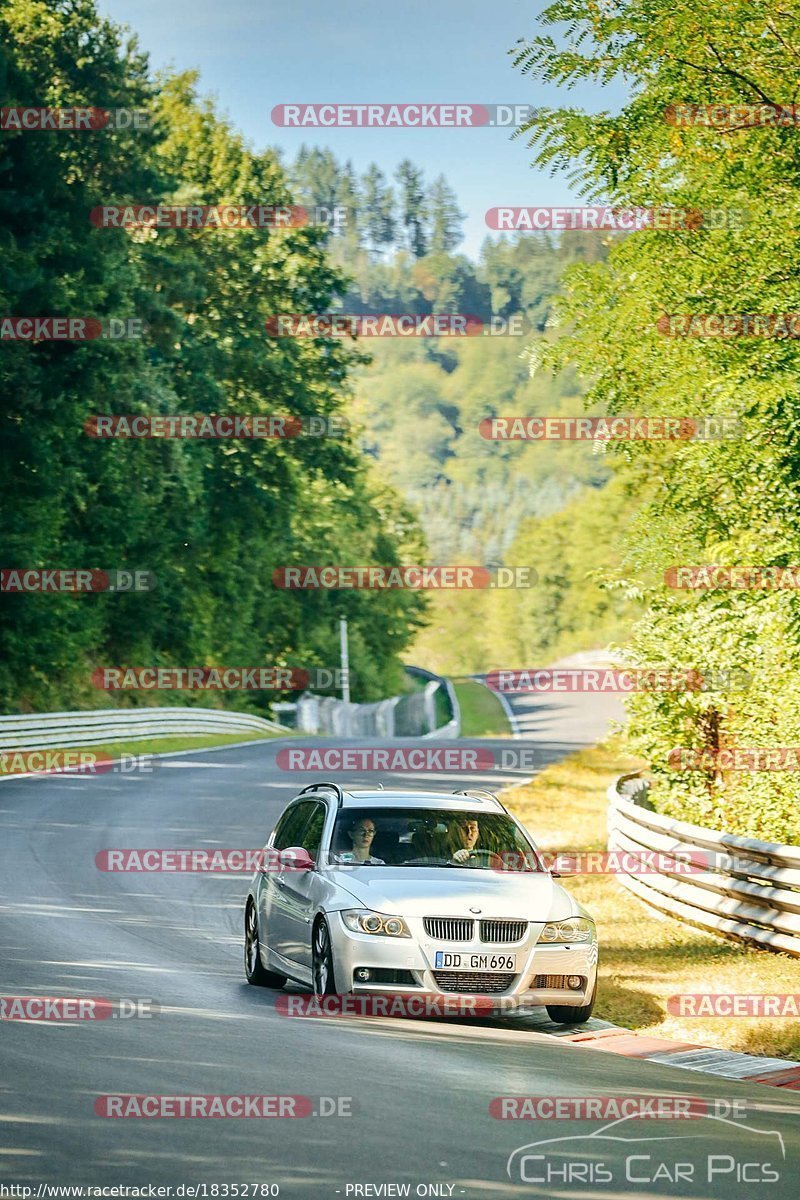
[280,846,314,872]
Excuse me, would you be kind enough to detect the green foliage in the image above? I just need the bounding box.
[359,163,395,254]
[410,474,640,678]
[288,149,463,264]
[286,142,624,674]
[0,1,426,712]
[348,239,613,563]
[394,159,429,259]
[511,0,800,841]
[453,680,511,738]
[427,175,466,257]
[492,474,644,666]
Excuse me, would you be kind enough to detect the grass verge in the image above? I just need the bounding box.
[453,680,512,738]
[502,738,800,1061]
[1,728,289,775]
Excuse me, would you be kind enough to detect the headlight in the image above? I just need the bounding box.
[539,917,595,944]
[341,909,411,937]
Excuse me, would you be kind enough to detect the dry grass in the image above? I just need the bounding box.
[502,739,800,1061]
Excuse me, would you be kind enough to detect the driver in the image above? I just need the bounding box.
[449,816,480,863]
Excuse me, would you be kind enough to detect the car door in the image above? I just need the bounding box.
[258,799,317,966]
[271,800,328,970]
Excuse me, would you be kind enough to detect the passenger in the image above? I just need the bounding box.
[335,817,385,865]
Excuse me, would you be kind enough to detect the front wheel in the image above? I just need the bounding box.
[312,917,337,994]
[245,901,287,988]
[546,977,597,1025]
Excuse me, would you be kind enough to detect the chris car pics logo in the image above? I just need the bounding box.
[506,1113,784,1187]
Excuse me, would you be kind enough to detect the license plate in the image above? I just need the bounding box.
[434,951,517,971]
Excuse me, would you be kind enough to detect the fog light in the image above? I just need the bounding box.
[568,975,583,990]
[355,968,371,982]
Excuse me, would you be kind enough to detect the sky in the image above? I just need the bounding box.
[97,0,629,257]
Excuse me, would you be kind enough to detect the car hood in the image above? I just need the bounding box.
[328,865,579,922]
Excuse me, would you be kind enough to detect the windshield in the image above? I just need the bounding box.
[327,807,543,872]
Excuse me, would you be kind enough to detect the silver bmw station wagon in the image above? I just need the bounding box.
[244,783,598,1022]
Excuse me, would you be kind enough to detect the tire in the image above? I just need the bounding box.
[546,977,597,1026]
[312,917,337,994]
[245,901,287,988]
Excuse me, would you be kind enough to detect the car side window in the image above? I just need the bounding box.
[272,800,315,850]
[301,802,326,859]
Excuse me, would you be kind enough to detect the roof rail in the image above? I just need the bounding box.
[453,787,509,813]
[297,781,346,807]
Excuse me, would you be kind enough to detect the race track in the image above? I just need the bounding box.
[1,688,798,1198]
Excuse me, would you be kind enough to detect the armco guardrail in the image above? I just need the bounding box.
[293,694,400,737]
[291,666,460,738]
[607,773,800,957]
[406,666,461,739]
[0,707,287,752]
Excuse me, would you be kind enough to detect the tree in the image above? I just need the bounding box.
[290,145,339,211]
[0,1,427,712]
[395,159,428,258]
[427,174,465,255]
[510,0,800,842]
[336,159,361,250]
[360,163,396,254]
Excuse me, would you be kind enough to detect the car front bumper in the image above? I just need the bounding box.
[328,913,598,1008]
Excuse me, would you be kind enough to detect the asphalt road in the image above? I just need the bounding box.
[1,688,799,1198]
